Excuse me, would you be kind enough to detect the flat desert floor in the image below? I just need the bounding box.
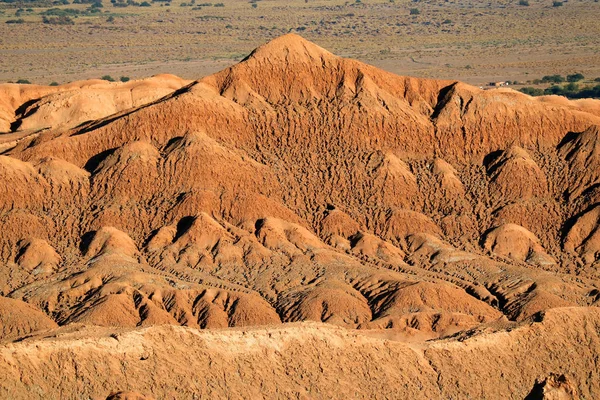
[1,0,600,85]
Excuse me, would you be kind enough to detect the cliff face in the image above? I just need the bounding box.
[0,307,598,399]
[0,34,599,399]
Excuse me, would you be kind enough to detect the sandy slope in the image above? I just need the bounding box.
[0,307,596,399]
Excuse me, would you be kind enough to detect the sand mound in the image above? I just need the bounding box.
[0,75,190,135]
[559,125,600,200]
[15,238,61,275]
[563,205,600,263]
[0,296,57,341]
[486,145,548,201]
[483,223,555,265]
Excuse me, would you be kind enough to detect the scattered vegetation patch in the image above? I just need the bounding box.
[42,15,75,24]
[41,7,80,15]
[566,73,584,82]
[520,83,600,99]
[541,74,565,83]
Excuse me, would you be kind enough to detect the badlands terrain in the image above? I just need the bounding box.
[0,34,599,398]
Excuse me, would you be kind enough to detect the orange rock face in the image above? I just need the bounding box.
[0,34,599,399]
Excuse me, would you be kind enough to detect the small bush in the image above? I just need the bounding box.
[16,79,31,84]
[552,1,562,6]
[566,73,584,82]
[5,18,25,23]
[101,75,115,82]
[565,82,579,92]
[518,0,529,5]
[213,2,223,5]
[42,8,80,16]
[541,74,565,83]
[42,15,75,24]
[49,81,59,86]
[119,76,130,82]
[409,7,419,14]
[140,1,151,4]
[519,87,544,96]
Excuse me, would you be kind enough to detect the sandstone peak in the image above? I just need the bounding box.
[244,33,336,64]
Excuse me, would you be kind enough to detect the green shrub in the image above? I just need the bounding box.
[409,7,419,14]
[541,74,565,83]
[101,75,115,82]
[566,73,584,82]
[49,81,59,86]
[552,1,562,6]
[41,8,80,15]
[119,76,130,82]
[519,87,544,96]
[518,0,529,5]
[42,15,75,24]
[5,18,25,23]
[16,79,31,84]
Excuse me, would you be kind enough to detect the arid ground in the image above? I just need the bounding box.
[1,0,600,86]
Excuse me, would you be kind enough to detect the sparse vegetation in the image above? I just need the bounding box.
[519,87,544,96]
[541,74,565,83]
[518,0,529,5]
[16,79,31,84]
[119,76,130,82]
[49,81,59,86]
[552,1,563,6]
[1,0,599,87]
[101,75,115,81]
[41,7,80,16]
[409,8,420,15]
[520,83,600,99]
[42,15,75,24]
[566,73,584,82]
[5,18,25,23]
